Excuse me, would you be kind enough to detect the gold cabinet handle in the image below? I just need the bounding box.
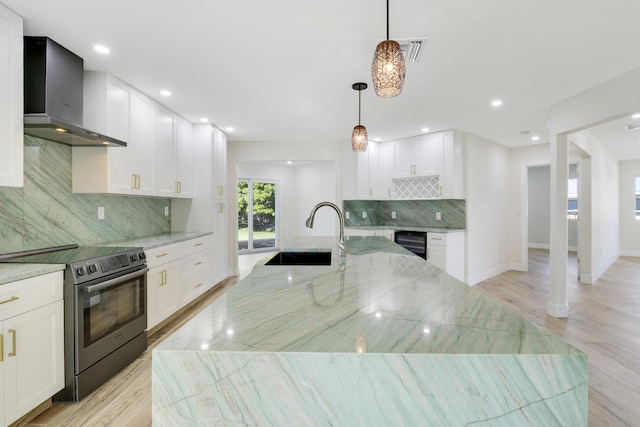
[194,242,202,247]
[137,175,141,189]
[0,296,19,305]
[431,237,442,241]
[218,185,224,196]
[156,253,168,258]
[160,270,167,286]
[0,333,3,362]
[8,329,16,357]
[219,203,224,213]
[195,261,203,266]
[131,174,136,189]
[195,283,203,288]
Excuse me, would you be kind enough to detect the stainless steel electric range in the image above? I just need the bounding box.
[0,244,148,401]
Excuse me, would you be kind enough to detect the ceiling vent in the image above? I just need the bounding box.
[625,122,640,130]
[397,38,428,63]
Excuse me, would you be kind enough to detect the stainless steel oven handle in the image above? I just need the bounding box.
[83,267,149,293]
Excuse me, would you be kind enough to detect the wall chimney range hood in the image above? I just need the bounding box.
[23,37,126,147]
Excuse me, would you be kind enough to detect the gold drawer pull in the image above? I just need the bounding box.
[195,261,203,266]
[195,283,203,288]
[8,329,16,357]
[431,237,442,241]
[0,296,19,305]
[156,253,168,258]
[194,243,202,247]
[0,334,3,362]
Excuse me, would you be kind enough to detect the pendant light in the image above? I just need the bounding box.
[351,82,368,152]
[371,0,406,98]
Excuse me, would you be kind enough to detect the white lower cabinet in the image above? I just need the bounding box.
[345,229,394,240]
[146,235,214,330]
[0,271,64,427]
[427,232,465,282]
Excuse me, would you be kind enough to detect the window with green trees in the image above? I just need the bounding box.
[238,179,277,252]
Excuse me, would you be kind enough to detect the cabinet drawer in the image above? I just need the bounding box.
[182,248,212,274]
[146,243,183,268]
[427,233,447,246]
[181,235,212,255]
[0,271,63,321]
[182,267,212,302]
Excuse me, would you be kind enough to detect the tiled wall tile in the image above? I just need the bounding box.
[343,199,465,229]
[0,136,171,253]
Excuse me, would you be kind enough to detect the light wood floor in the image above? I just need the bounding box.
[475,249,640,427]
[21,251,640,426]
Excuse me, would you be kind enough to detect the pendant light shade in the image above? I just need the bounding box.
[371,0,406,98]
[351,82,368,152]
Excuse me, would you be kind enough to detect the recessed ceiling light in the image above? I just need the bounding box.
[225,127,234,132]
[531,135,540,141]
[374,137,381,142]
[491,99,503,107]
[199,118,209,122]
[632,113,640,119]
[421,127,429,132]
[93,44,110,54]
[160,90,171,97]
[287,161,292,165]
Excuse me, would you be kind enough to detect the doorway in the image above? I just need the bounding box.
[237,179,278,253]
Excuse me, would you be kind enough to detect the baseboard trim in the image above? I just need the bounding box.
[547,302,569,318]
[468,264,511,286]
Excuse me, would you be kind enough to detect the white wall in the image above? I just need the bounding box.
[569,130,620,281]
[619,160,640,256]
[465,133,512,285]
[292,162,337,241]
[227,140,344,271]
[528,166,551,247]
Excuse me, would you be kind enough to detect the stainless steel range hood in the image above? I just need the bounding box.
[23,37,126,147]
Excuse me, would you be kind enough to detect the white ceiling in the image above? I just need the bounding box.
[5,0,640,160]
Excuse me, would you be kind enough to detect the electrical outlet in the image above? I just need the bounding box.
[98,206,105,220]
[391,211,396,219]
[345,211,350,220]
[362,211,367,219]
[164,206,169,216]
[436,212,442,221]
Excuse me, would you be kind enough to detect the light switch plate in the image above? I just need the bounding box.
[436,212,442,221]
[391,211,396,219]
[345,211,350,219]
[164,206,169,216]
[98,206,105,220]
[362,212,367,219]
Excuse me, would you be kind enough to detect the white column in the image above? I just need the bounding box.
[548,132,569,318]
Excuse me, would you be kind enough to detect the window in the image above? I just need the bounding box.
[635,176,640,220]
[568,178,578,220]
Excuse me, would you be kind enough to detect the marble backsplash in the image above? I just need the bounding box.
[0,135,171,254]
[343,199,465,229]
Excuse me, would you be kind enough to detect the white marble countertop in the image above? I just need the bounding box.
[346,225,465,233]
[158,236,581,356]
[0,263,65,286]
[100,231,212,249]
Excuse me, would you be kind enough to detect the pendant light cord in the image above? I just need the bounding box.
[358,89,362,125]
[386,0,390,41]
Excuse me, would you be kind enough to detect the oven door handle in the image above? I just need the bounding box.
[83,267,149,293]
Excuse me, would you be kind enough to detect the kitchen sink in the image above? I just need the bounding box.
[265,251,332,266]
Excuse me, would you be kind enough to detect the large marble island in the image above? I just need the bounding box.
[153,236,587,426]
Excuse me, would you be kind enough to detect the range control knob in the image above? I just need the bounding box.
[87,264,98,274]
[76,266,85,276]
[139,252,146,260]
[130,253,138,262]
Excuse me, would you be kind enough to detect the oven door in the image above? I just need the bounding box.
[74,266,148,374]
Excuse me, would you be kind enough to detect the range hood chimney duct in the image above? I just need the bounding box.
[23,37,126,147]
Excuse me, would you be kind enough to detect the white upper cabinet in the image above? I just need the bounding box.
[356,141,379,198]
[174,116,193,198]
[394,133,443,178]
[152,104,176,197]
[379,142,395,198]
[0,4,23,188]
[73,71,192,198]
